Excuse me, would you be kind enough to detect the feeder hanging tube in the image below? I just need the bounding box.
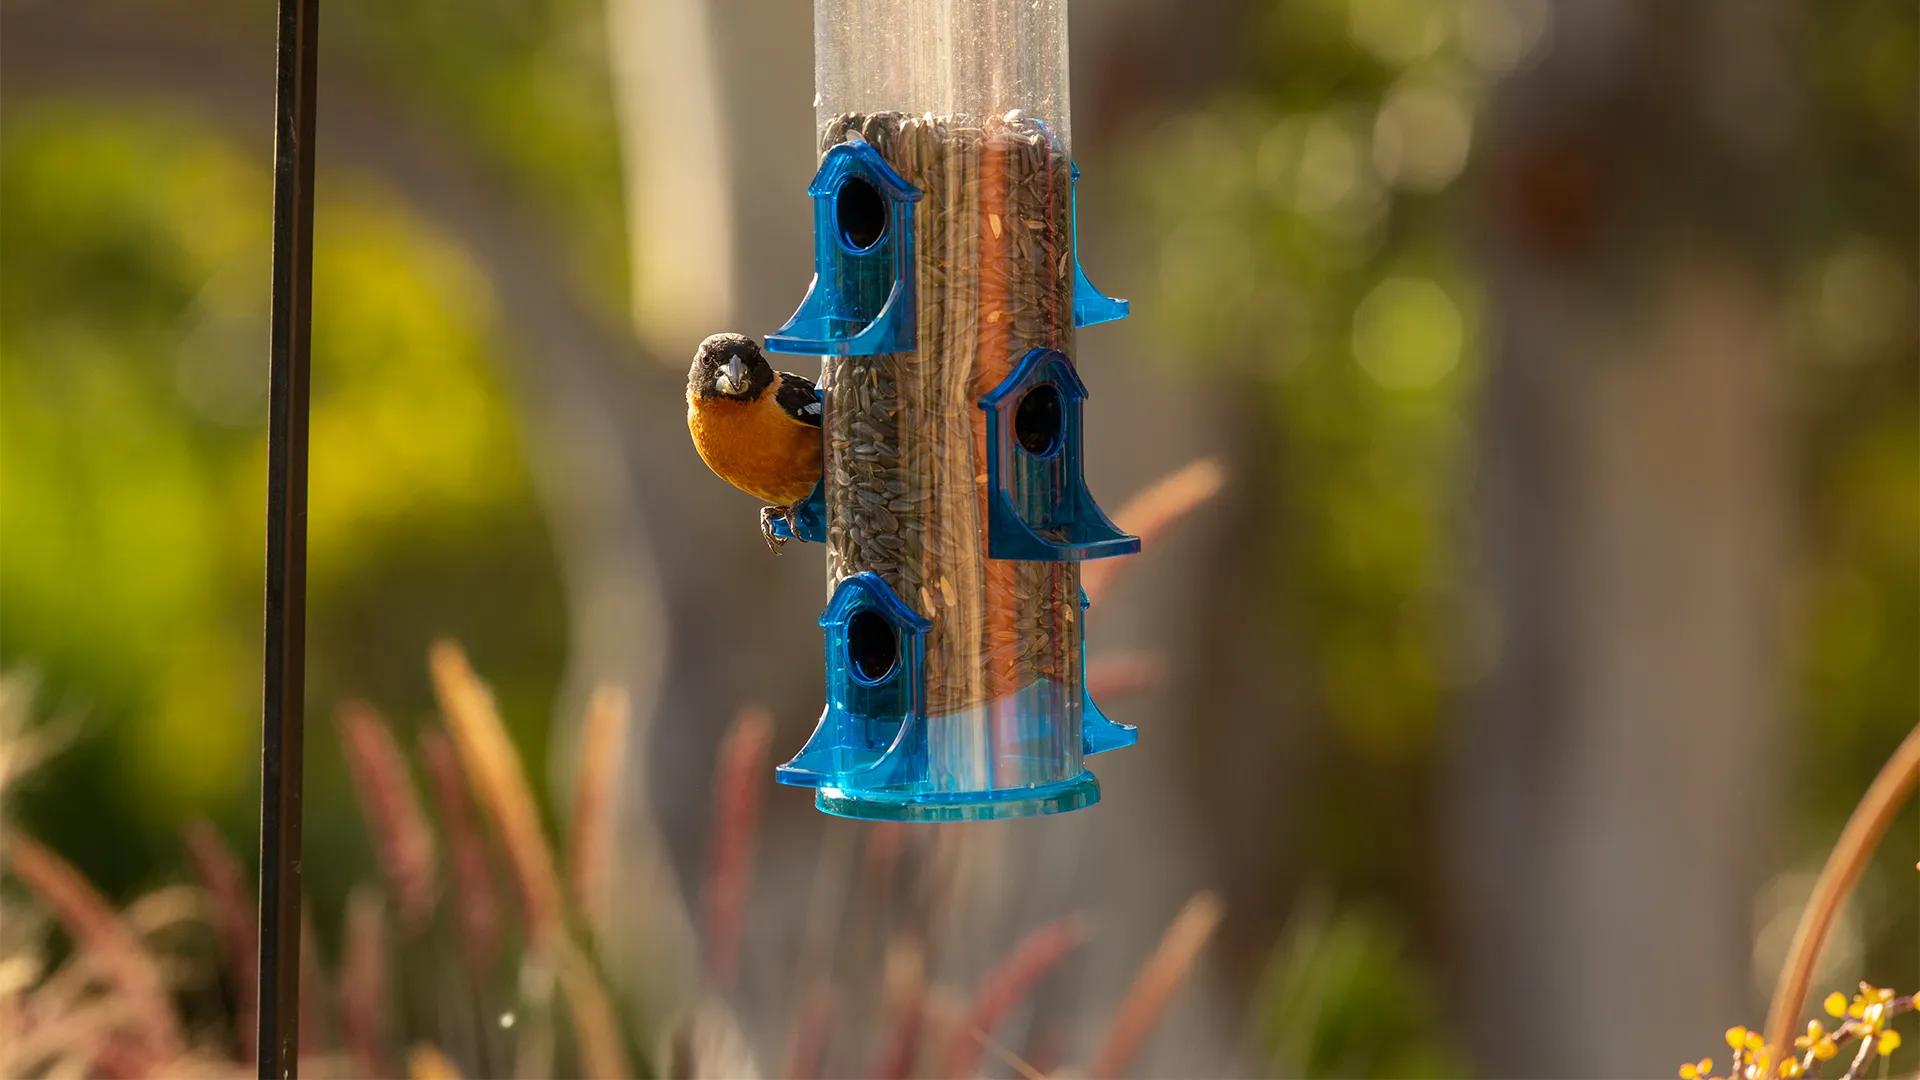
[769,0,1140,821]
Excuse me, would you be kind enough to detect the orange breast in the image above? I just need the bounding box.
[688,393,824,506]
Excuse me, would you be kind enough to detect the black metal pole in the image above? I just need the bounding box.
[260,0,318,1076]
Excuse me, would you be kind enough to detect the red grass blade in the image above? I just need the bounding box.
[869,939,928,1080]
[182,821,258,1062]
[567,686,631,932]
[780,983,837,1080]
[1088,892,1224,1079]
[299,903,328,1059]
[1081,459,1226,607]
[1084,652,1169,703]
[419,728,503,974]
[5,832,183,1070]
[337,701,439,932]
[938,917,1086,1078]
[429,641,566,950]
[339,886,395,1078]
[702,707,773,988]
[558,943,630,1079]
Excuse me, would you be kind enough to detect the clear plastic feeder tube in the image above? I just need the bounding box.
[779,0,1134,821]
[814,0,1073,150]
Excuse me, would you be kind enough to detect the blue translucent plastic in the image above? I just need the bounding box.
[777,574,1134,822]
[1079,587,1140,757]
[978,347,1140,562]
[765,140,922,356]
[1069,162,1129,329]
[766,479,827,544]
[778,572,930,793]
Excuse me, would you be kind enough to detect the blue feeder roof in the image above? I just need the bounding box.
[809,139,923,203]
[978,346,1090,410]
[820,572,933,633]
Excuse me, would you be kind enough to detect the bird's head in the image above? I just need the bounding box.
[690,333,774,402]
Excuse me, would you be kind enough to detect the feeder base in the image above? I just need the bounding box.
[813,770,1101,822]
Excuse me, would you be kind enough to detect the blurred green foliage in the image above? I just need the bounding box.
[1258,897,1465,1078]
[1132,0,1494,770]
[1131,0,1915,1066]
[1129,0,1507,1063]
[0,104,566,912]
[316,0,630,306]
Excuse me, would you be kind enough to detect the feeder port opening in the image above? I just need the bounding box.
[835,175,888,252]
[846,608,899,684]
[1015,383,1064,456]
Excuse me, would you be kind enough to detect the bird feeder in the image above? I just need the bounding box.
[767,0,1138,821]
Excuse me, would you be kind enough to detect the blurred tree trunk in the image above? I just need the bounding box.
[604,0,817,360]
[605,0,736,355]
[1455,2,1797,1073]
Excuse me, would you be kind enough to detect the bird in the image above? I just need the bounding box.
[687,332,824,552]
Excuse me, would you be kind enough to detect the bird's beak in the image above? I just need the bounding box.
[721,355,746,393]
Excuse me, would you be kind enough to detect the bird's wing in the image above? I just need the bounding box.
[774,371,824,428]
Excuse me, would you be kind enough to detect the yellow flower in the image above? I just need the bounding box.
[1744,1030,1766,1053]
[1813,1038,1839,1061]
[1680,1065,1698,1079]
[1725,1026,1749,1051]
[1826,992,1849,1018]
[1879,1029,1903,1056]
[1796,1020,1825,1048]
[1778,1059,1803,1078]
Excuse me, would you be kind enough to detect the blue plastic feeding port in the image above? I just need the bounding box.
[978,347,1140,562]
[766,139,922,356]
[1070,162,1129,329]
[777,573,934,808]
[1079,588,1139,756]
[766,479,827,544]
[777,574,1127,821]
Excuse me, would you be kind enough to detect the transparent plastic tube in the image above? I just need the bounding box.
[815,0,1073,151]
[778,0,1134,821]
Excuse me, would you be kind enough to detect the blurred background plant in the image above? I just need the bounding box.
[1,631,1219,1077]
[1,0,1914,1075]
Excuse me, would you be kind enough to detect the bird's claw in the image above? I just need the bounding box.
[759,505,792,554]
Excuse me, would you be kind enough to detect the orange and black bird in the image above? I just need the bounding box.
[687,333,824,552]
